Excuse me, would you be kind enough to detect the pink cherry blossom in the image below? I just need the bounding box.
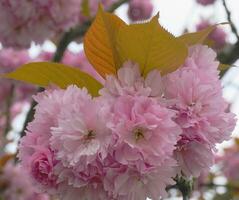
[175,135,214,177]
[50,89,111,168]
[30,148,58,189]
[196,20,227,49]
[19,86,87,193]
[101,61,164,97]
[0,0,81,48]
[196,0,216,6]
[17,45,236,199]
[128,0,153,21]
[0,0,119,48]
[164,45,236,176]
[164,45,235,145]
[109,94,181,167]
[107,160,176,200]
[0,161,50,200]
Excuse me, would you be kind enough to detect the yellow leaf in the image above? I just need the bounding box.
[2,62,102,97]
[178,23,227,46]
[116,14,188,76]
[84,5,126,78]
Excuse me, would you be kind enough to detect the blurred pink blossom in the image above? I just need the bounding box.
[0,161,50,200]
[128,0,153,21]
[196,0,216,6]
[196,20,227,49]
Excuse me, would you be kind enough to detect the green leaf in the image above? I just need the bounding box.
[116,14,188,76]
[2,62,103,96]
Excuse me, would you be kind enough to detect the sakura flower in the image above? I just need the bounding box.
[107,161,176,200]
[109,94,181,167]
[164,45,236,176]
[102,61,164,98]
[0,48,30,72]
[0,0,81,48]
[19,131,58,193]
[196,0,216,6]
[196,20,227,49]
[183,45,219,77]
[19,86,91,193]
[50,90,112,169]
[0,161,50,200]
[30,148,58,190]
[165,46,235,145]
[175,135,214,177]
[128,0,153,21]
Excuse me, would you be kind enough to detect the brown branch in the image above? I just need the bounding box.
[219,41,239,77]
[222,0,239,41]
[3,84,14,137]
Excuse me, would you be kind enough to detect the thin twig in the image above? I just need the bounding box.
[3,84,14,136]
[20,0,129,137]
[222,0,239,41]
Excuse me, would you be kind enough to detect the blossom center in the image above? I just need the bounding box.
[133,128,144,141]
[84,130,96,140]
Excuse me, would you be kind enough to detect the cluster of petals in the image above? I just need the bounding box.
[0,0,82,48]
[18,45,235,199]
[0,161,49,200]
[164,45,235,176]
[0,0,117,48]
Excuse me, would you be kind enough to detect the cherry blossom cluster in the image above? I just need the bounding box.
[18,45,235,200]
[0,160,49,200]
[0,0,153,49]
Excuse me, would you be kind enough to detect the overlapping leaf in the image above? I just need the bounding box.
[116,15,188,76]
[84,6,126,78]
[84,7,188,77]
[2,62,102,96]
